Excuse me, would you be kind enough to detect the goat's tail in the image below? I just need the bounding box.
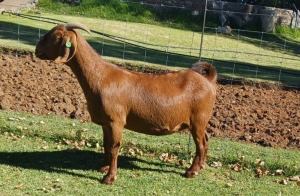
[192,62,217,84]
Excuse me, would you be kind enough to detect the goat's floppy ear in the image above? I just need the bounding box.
[54,32,77,64]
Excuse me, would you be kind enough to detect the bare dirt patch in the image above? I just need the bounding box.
[1,48,299,149]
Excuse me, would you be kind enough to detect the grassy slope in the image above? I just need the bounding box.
[37,0,300,42]
[0,110,300,195]
[1,11,300,86]
[1,12,299,70]
[37,0,201,31]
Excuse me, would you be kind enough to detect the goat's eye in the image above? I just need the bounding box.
[55,35,62,40]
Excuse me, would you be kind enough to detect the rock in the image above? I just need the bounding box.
[260,7,276,32]
[216,26,232,34]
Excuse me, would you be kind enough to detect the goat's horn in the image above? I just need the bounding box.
[64,23,92,35]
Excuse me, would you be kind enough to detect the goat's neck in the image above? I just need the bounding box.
[66,34,108,96]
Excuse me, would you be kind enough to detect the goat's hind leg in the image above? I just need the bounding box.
[201,131,209,168]
[184,125,207,178]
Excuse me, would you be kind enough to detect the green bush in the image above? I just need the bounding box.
[275,25,300,41]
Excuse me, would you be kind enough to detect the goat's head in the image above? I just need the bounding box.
[35,23,91,63]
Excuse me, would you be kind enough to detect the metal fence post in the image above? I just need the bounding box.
[199,0,208,61]
[144,25,149,62]
[122,20,128,60]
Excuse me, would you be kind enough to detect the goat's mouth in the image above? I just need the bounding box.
[35,49,47,60]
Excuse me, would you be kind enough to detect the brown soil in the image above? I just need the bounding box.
[0,49,299,149]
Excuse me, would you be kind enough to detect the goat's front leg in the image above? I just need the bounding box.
[184,125,207,178]
[98,126,111,173]
[101,123,123,185]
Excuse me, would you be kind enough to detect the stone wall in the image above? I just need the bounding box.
[142,0,299,32]
[207,1,297,32]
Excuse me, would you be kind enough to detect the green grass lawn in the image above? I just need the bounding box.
[0,110,299,195]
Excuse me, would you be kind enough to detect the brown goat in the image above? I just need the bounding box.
[35,23,217,185]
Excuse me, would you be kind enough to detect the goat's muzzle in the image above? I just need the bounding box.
[35,47,46,59]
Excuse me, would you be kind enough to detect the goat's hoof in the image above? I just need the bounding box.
[184,170,199,178]
[98,165,110,173]
[101,175,117,185]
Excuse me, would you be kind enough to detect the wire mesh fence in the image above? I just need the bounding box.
[1,0,299,87]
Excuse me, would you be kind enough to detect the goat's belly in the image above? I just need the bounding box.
[125,121,190,136]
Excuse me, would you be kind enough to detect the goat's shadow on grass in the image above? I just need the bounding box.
[0,150,182,181]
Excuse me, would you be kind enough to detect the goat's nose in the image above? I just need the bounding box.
[34,48,39,55]
[35,46,41,53]
[35,48,43,57]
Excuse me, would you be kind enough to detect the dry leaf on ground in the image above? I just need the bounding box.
[14,184,24,189]
[225,182,233,188]
[210,161,222,168]
[229,164,243,172]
